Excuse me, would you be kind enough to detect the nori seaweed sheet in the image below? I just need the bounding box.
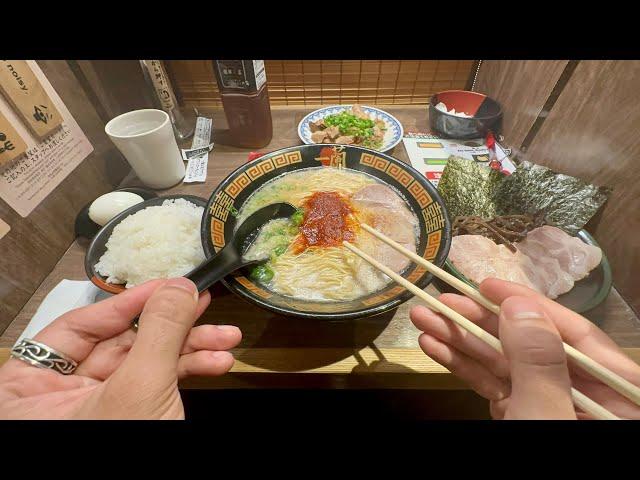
[437,156,503,220]
[495,160,611,235]
[437,157,611,235]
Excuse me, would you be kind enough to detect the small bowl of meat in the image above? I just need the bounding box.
[298,104,404,152]
[429,90,503,139]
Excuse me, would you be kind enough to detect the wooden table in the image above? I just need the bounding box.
[2,105,640,389]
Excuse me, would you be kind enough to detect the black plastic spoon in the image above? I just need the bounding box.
[186,202,297,293]
[129,202,296,330]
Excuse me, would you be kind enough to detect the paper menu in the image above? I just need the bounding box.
[402,133,450,186]
[402,133,516,187]
[0,61,94,217]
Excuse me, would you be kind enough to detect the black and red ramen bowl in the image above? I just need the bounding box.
[429,90,503,139]
[202,144,451,320]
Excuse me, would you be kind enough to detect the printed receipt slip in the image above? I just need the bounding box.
[183,117,213,183]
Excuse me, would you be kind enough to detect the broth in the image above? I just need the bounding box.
[239,167,418,302]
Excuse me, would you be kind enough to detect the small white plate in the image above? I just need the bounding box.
[297,105,404,152]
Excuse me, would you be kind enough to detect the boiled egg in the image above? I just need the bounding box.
[89,191,144,226]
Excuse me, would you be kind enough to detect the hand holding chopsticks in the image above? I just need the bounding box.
[359,223,640,409]
[344,223,640,419]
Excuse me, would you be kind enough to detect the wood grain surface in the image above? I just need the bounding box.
[0,218,9,239]
[1,346,639,390]
[522,60,640,314]
[2,106,640,390]
[0,61,130,330]
[474,60,568,148]
[70,60,155,122]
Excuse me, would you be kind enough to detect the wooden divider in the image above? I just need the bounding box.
[476,60,640,315]
[0,61,130,330]
[521,60,640,315]
[474,60,569,148]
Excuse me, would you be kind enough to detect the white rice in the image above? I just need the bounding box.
[94,198,206,288]
[435,101,472,118]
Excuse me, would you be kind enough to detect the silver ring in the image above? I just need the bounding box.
[11,338,78,375]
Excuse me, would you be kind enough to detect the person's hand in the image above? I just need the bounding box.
[410,278,640,419]
[0,277,242,419]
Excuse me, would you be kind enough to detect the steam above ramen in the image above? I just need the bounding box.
[240,167,418,302]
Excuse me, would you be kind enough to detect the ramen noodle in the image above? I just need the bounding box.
[239,167,419,302]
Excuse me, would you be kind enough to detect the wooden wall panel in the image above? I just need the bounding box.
[166,60,475,107]
[521,60,640,314]
[0,61,130,329]
[474,60,568,148]
[71,60,155,121]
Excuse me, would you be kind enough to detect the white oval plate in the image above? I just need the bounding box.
[297,105,404,152]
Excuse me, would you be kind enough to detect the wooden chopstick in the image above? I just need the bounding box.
[360,223,640,409]
[343,240,619,420]
[361,223,500,314]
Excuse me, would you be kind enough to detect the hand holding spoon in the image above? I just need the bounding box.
[186,202,297,292]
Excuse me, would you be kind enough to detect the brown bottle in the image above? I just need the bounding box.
[212,60,273,148]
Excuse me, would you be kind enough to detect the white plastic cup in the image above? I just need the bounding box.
[105,109,185,189]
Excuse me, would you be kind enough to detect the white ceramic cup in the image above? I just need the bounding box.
[105,109,185,189]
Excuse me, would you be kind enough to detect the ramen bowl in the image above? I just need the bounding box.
[203,144,451,320]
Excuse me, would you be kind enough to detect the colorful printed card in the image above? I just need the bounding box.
[402,133,516,187]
